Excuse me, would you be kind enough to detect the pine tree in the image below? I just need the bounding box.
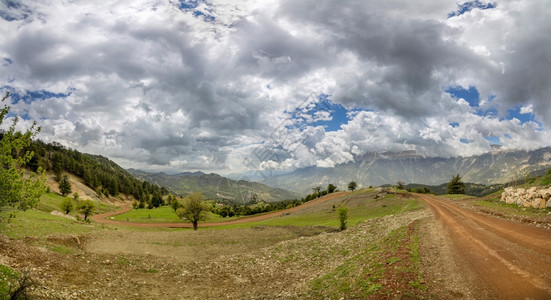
[447,174,466,194]
[59,175,72,196]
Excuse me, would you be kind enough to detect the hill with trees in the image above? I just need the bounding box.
[21,140,167,203]
[128,169,300,203]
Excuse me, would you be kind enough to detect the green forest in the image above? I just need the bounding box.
[21,139,168,203]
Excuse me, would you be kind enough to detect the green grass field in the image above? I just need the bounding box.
[0,192,118,239]
[216,191,423,229]
[112,206,242,223]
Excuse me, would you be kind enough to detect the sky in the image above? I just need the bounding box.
[0,0,550,175]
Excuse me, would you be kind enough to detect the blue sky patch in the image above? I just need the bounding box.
[484,135,502,145]
[2,86,73,105]
[287,95,362,132]
[448,1,496,18]
[506,105,537,125]
[460,138,469,144]
[449,122,459,128]
[446,85,479,107]
[177,0,216,22]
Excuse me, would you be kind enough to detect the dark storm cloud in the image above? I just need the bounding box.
[0,0,549,173]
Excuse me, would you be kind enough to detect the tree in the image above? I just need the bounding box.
[151,193,163,207]
[78,200,96,221]
[170,198,181,212]
[348,181,357,192]
[396,181,405,190]
[327,183,337,194]
[337,206,348,231]
[0,92,46,212]
[58,174,72,196]
[176,192,207,230]
[447,174,465,194]
[60,198,73,214]
[312,186,322,198]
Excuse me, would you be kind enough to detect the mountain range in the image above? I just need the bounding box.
[254,147,551,194]
[127,169,300,203]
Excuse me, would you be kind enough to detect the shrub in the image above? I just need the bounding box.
[60,198,74,214]
[337,206,348,231]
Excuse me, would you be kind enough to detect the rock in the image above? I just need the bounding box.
[538,198,547,209]
[532,198,544,209]
[539,189,551,200]
[547,199,551,208]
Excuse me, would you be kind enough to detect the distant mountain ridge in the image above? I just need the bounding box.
[127,169,300,202]
[258,147,551,194]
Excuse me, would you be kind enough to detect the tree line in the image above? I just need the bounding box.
[21,139,168,203]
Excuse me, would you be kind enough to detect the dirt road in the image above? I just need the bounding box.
[419,194,551,299]
[91,191,347,228]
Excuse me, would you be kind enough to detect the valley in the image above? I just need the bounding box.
[1,186,550,299]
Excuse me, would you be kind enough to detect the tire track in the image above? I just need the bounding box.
[418,194,551,299]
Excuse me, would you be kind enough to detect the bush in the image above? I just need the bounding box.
[60,198,74,214]
[337,206,348,231]
[78,200,96,221]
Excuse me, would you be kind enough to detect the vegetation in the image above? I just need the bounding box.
[0,265,35,300]
[78,200,96,221]
[337,206,348,231]
[19,138,168,203]
[348,181,357,191]
[0,92,47,213]
[176,192,207,230]
[396,181,405,190]
[447,174,466,194]
[58,174,72,196]
[60,198,74,214]
[128,169,298,202]
[310,221,428,299]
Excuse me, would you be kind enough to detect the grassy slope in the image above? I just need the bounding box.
[112,206,241,223]
[110,189,423,229]
[0,192,117,239]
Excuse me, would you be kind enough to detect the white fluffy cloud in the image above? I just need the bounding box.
[0,0,549,174]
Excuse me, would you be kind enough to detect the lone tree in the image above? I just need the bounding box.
[447,174,466,194]
[348,181,357,191]
[396,181,405,190]
[58,175,72,196]
[327,183,337,194]
[176,192,207,230]
[337,206,348,231]
[0,92,46,212]
[78,200,96,221]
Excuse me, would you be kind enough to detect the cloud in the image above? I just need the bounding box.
[0,0,549,175]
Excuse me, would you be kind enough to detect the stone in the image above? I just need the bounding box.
[539,189,551,200]
[532,198,544,209]
[539,198,547,209]
[547,199,551,208]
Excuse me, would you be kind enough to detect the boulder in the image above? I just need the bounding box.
[547,199,551,208]
[532,198,544,209]
[538,198,547,209]
[539,189,551,200]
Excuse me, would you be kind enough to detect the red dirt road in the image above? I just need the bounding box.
[419,194,551,299]
[92,191,347,228]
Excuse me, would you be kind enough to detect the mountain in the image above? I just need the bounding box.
[127,169,300,203]
[23,140,167,200]
[260,147,551,194]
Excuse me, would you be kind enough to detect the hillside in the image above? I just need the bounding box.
[127,169,300,202]
[260,148,551,194]
[23,140,167,201]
